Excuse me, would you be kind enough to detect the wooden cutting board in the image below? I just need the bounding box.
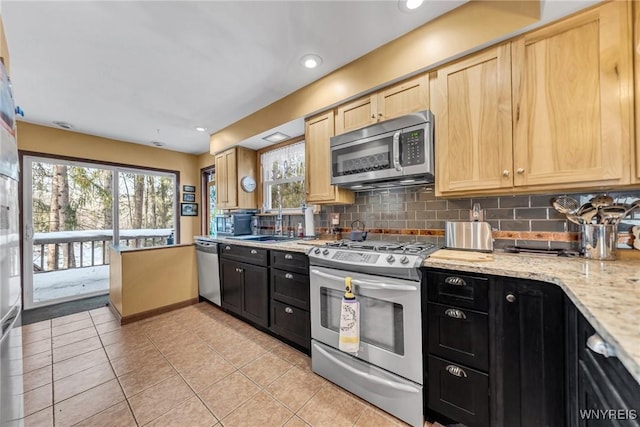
[429,249,494,262]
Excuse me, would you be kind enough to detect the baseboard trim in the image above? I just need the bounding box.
[110,298,199,325]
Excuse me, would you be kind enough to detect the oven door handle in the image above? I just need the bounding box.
[311,269,417,291]
[313,342,420,393]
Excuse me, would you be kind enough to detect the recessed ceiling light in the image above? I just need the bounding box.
[398,0,424,12]
[263,132,290,143]
[53,121,73,130]
[300,54,322,69]
[195,127,207,132]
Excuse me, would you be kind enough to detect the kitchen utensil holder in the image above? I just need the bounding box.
[581,224,617,260]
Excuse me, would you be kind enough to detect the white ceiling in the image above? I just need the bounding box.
[1,0,600,156]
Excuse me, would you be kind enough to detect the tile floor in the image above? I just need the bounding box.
[19,302,432,427]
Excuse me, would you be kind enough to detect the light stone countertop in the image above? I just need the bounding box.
[196,235,640,384]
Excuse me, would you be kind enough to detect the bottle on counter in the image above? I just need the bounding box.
[297,223,304,238]
[167,230,175,245]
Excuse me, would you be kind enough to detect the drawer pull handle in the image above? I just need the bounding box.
[586,333,616,358]
[445,276,466,286]
[285,307,293,314]
[235,268,243,273]
[285,254,294,260]
[506,293,516,303]
[250,249,257,254]
[225,246,231,250]
[445,308,466,319]
[446,364,468,378]
[285,273,294,279]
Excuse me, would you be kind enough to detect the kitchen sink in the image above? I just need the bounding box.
[226,235,297,243]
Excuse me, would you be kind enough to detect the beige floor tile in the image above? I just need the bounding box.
[284,416,310,426]
[146,396,217,427]
[52,327,97,349]
[118,357,176,397]
[240,352,292,388]
[247,330,282,351]
[52,336,102,363]
[22,365,52,393]
[23,406,53,427]
[110,345,165,377]
[95,320,121,335]
[21,320,51,334]
[198,327,242,349]
[90,311,117,325]
[297,384,367,427]
[52,318,95,337]
[53,378,125,427]
[51,311,90,327]
[216,337,268,368]
[265,365,326,412]
[176,349,236,393]
[99,324,145,347]
[222,390,293,427]
[354,407,409,427]
[128,374,194,426]
[22,383,52,417]
[143,323,187,343]
[151,333,202,355]
[22,327,52,345]
[198,371,260,420]
[23,350,52,374]
[23,338,51,357]
[89,306,113,317]
[74,401,137,427]
[53,347,108,381]
[54,361,115,403]
[104,335,154,360]
[270,343,308,365]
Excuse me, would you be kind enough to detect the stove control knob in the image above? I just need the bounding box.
[314,248,321,255]
[386,255,395,263]
[322,249,330,256]
[400,256,409,264]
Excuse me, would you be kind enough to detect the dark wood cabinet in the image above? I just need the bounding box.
[269,250,310,352]
[566,299,640,427]
[491,277,565,427]
[220,245,269,329]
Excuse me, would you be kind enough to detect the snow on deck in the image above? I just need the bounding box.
[33,265,109,303]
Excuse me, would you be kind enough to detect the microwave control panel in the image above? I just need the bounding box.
[400,129,425,166]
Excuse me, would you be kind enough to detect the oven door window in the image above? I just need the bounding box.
[319,287,404,355]
[332,136,393,177]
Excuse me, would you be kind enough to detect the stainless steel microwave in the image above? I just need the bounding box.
[330,110,434,189]
[215,213,252,236]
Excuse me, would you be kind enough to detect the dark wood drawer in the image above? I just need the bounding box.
[270,300,310,351]
[220,243,268,266]
[427,270,489,311]
[271,250,309,274]
[271,269,310,311]
[427,302,488,371]
[428,355,489,427]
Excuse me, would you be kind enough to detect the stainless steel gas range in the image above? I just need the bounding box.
[308,240,438,427]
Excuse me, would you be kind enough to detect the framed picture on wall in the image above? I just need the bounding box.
[182,193,196,202]
[181,203,198,216]
[183,185,196,193]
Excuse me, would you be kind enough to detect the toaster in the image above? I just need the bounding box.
[445,221,494,252]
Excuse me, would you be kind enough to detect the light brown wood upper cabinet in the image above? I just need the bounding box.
[305,111,354,205]
[335,74,429,135]
[512,1,633,189]
[214,147,258,209]
[634,1,640,182]
[434,44,513,195]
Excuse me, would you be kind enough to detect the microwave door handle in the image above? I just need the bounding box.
[311,269,417,291]
[392,131,402,171]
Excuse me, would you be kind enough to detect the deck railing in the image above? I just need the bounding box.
[32,229,172,273]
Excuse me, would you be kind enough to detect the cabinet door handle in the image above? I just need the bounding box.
[445,276,466,286]
[235,268,243,273]
[285,307,294,314]
[586,333,616,358]
[284,254,294,260]
[446,364,468,378]
[250,249,257,254]
[517,168,525,174]
[445,308,466,320]
[225,246,231,250]
[285,273,294,279]
[370,113,376,119]
[506,293,516,303]
[502,170,510,177]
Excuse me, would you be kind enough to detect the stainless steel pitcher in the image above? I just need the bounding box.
[581,224,617,260]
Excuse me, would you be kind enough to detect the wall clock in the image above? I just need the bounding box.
[240,176,256,193]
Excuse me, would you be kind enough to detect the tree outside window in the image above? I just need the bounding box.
[261,141,305,211]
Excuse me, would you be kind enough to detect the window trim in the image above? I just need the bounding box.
[256,135,305,213]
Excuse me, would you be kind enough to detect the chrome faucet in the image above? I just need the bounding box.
[274,190,283,236]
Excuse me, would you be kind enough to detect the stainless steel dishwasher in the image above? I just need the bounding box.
[195,238,220,306]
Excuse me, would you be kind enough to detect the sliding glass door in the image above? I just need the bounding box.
[23,156,177,309]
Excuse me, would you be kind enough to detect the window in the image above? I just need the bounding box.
[261,141,305,211]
